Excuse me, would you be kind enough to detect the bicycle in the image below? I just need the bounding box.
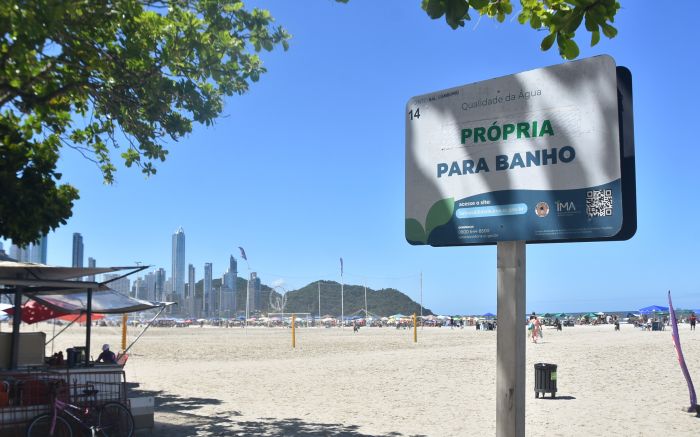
[25,381,134,437]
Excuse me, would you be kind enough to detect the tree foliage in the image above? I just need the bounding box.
[0,0,289,245]
[420,0,620,60]
[336,0,619,61]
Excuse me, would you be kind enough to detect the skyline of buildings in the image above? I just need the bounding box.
[3,227,254,318]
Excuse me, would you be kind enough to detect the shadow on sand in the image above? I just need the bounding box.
[128,384,423,437]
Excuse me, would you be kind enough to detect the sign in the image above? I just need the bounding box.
[405,55,636,246]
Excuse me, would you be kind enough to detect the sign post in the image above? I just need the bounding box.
[405,55,636,437]
[496,241,525,437]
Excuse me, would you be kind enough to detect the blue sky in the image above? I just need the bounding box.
[4,1,699,315]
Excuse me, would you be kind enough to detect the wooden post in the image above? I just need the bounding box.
[413,313,417,343]
[291,314,296,348]
[121,313,128,351]
[497,241,526,437]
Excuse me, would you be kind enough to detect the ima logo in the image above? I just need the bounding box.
[556,201,576,212]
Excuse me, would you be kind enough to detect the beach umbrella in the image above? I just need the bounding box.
[638,305,669,315]
[483,312,496,318]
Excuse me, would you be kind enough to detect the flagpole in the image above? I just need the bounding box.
[364,282,368,321]
[318,280,321,328]
[238,247,250,334]
[340,258,344,330]
[420,272,423,330]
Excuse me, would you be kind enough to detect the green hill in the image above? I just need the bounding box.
[192,278,431,317]
[284,280,432,317]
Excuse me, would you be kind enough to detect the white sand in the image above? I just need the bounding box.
[37,322,700,436]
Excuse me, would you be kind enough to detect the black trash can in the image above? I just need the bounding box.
[66,348,77,367]
[534,363,557,398]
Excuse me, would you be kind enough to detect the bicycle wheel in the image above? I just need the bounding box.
[98,402,134,437]
[26,413,73,437]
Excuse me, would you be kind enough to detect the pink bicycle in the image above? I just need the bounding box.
[25,382,133,437]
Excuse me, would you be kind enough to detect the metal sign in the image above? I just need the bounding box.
[405,55,636,246]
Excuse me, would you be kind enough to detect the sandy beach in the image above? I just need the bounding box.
[35,322,699,436]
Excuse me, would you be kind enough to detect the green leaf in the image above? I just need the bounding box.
[601,23,617,38]
[540,33,556,51]
[469,0,489,9]
[405,219,427,245]
[423,0,446,19]
[564,10,584,33]
[590,29,600,46]
[560,38,579,60]
[425,198,454,238]
[584,12,597,32]
[446,0,470,29]
[530,15,541,29]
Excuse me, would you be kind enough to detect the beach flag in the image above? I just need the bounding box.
[340,257,343,276]
[239,247,247,261]
[668,290,697,413]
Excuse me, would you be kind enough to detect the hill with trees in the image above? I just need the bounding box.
[192,278,431,317]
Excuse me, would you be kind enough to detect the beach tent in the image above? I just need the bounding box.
[483,312,496,318]
[3,299,106,324]
[0,260,148,369]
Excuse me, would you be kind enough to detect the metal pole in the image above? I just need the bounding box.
[85,288,93,367]
[413,313,417,343]
[245,270,250,332]
[318,281,321,327]
[292,314,296,348]
[496,241,526,437]
[420,272,423,330]
[10,287,23,369]
[341,278,344,330]
[364,283,368,321]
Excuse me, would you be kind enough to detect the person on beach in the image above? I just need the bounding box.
[528,315,538,343]
[96,344,116,364]
[690,312,697,331]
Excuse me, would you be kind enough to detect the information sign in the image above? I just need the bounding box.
[405,55,635,246]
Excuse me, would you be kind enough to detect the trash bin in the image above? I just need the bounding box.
[66,348,78,367]
[534,363,557,398]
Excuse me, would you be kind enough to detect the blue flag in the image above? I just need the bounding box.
[239,247,247,261]
[340,257,343,276]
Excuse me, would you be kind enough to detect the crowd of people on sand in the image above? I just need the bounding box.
[32,310,694,332]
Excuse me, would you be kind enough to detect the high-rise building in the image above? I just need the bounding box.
[249,272,261,312]
[144,271,156,300]
[103,273,130,296]
[221,255,238,317]
[222,256,237,291]
[204,262,213,316]
[155,268,166,302]
[132,277,147,300]
[187,264,196,316]
[87,257,96,281]
[9,244,29,262]
[28,235,48,264]
[72,233,84,268]
[171,228,185,300]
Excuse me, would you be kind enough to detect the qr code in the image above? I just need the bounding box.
[586,189,613,217]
